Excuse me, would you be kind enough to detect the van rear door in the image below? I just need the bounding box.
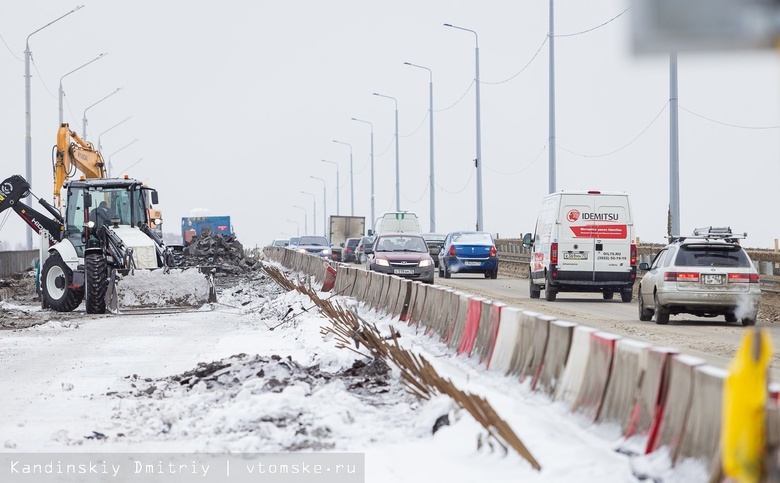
[592,195,631,277]
[558,195,596,277]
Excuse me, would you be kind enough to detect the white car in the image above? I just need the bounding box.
[637,227,760,326]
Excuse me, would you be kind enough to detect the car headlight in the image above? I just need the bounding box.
[376,259,390,266]
[298,248,307,253]
[321,248,331,255]
[419,259,432,267]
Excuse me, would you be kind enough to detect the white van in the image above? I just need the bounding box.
[371,211,421,235]
[523,191,637,302]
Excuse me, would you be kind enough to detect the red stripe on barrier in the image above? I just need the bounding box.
[623,347,678,441]
[321,263,337,292]
[483,302,505,369]
[572,331,621,421]
[457,297,483,356]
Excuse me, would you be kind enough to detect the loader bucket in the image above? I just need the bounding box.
[111,267,216,310]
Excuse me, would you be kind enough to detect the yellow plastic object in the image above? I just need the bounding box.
[721,328,773,482]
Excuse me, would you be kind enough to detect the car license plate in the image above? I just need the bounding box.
[703,274,724,285]
[464,261,481,266]
[394,269,414,275]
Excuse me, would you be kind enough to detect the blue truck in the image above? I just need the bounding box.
[181,216,233,245]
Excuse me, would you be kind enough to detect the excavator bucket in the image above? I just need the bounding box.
[108,267,216,313]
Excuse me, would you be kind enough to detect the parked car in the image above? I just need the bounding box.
[271,238,289,247]
[367,233,434,283]
[422,233,446,267]
[637,227,760,326]
[294,235,332,258]
[357,235,375,264]
[341,237,361,263]
[438,231,498,279]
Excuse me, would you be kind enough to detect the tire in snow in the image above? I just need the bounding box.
[85,252,108,314]
[41,252,83,312]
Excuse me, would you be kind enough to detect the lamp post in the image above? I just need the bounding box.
[24,5,84,249]
[332,140,353,216]
[114,158,144,177]
[301,191,317,237]
[286,219,300,237]
[97,116,132,153]
[404,62,436,232]
[308,177,327,238]
[293,204,308,234]
[351,117,374,229]
[59,53,107,125]
[320,160,339,215]
[444,23,483,231]
[373,93,400,211]
[82,87,122,141]
[107,139,139,177]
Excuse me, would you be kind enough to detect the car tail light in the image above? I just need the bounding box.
[550,242,558,264]
[489,245,497,257]
[664,271,699,282]
[630,243,637,266]
[728,273,759,283]
[449,245,456,256]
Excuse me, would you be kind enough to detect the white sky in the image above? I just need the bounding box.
[1,1,778,250]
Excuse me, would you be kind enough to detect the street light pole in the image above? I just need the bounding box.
[404,62,436,232]
[114,158,144,176]
[321,160,340,215]
[107,139,139,177]
[444,23,483,231]
[59,53,107,125]
[373,93,400,211]
[286,219,300,237]
[351,118,374,229]
[24,5,84,249]
[301,191,318,237]
[82,87,122,141]
[332,140,353,216]
[309,177,327,238]
[293,205,308,234]
[97,116,132,153]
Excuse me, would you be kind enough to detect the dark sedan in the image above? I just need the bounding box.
[367,233,435,283]
[294,235,332,258]
[438,231,498,279]
[342,237,361,263]
[422,233,446,267]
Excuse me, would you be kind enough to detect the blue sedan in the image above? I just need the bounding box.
[438,231,498,279]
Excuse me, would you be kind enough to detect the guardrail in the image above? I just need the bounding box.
[0,250,38,278]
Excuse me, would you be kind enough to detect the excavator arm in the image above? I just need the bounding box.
[0,175,64,246]
[53,123,106,209]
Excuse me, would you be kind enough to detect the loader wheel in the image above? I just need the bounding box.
[85,252,108,314]
[41,252,83,312]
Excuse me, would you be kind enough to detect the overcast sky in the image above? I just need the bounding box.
[1,1,778,250]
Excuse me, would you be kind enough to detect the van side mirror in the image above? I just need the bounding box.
[522,232,533,248]
[367,229,374,237]
[638,262,650,271]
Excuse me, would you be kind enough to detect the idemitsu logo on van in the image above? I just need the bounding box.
[582,212,619,221]
[566,209,580,222]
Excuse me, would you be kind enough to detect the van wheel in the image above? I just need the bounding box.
[741,312,757,326]
[638,293,653,321]
[654,293,669,325]
[621,289,633,303]
[725,312,737,323]
[545,288,557,302]
[529,282,541,299]
[603,291,614,300]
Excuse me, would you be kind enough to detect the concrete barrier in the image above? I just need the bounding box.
[447,293,471,350]
[482,302,506,369]
[624,347,679,441]
[353,269,370,302]
[420,285,440,333]
[394,279,412,321]
[365,271,384,310]
[536,320,577,397]
[457,297,484,356]
[410,282,427,328]
[677,365,728,469]
[598,339,651,426]
[572,331,622,421]
[555,326,599,406]
[489,306,523,375]
[525,313,555,388]
[379,275,400,316]
[473,299,494,361]
[508,310,539,377]
[647,354,706,460]
[321,263,337,292]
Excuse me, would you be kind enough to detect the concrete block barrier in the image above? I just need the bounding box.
[647,354,706,460]
[677,365,728,469]
[352,269,370,302]
[598,339,651,426]
[394,279,412,321]
[321,263,337,292]
[473,299,494,361]
[536,320,577,397]
[441,290,462,342]
[428,287,452,339]
[482,302,506,369]
[420,285,440,333]
[624,347,679,441]
[457,297,485,356]
[555,326,599,406]
[410,282,427,327]
[366,271,385,310]
[572,332,622,421]
[447,293,471,350]
[489,306,523,375]
[525,313,555,388]
[381,276,401,316]
[333,266,349,295]
[508,310,540,377]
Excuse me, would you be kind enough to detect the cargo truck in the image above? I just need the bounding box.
[328,215,366,262]
[181,216,233,245]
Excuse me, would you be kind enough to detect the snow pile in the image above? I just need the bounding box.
[116,268,212,307]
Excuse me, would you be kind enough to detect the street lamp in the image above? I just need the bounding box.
[301,191,317,237]
[444,23,483,231]
[293,204,308,234]
[114,158,144,177]
[373,92,400,211]
[24,5,84,249]
[309,177,327,238]
[320,160,339,215]
[351,117,374,228]
[332,139,353,216]
[59,52,107,125]
[286,219,300,236]
[107,139,139,177]
[404,62,436,232]
[97,116,132,153]
[82,87,122,141]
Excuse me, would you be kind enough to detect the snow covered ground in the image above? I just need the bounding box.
[0,269,709,482]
